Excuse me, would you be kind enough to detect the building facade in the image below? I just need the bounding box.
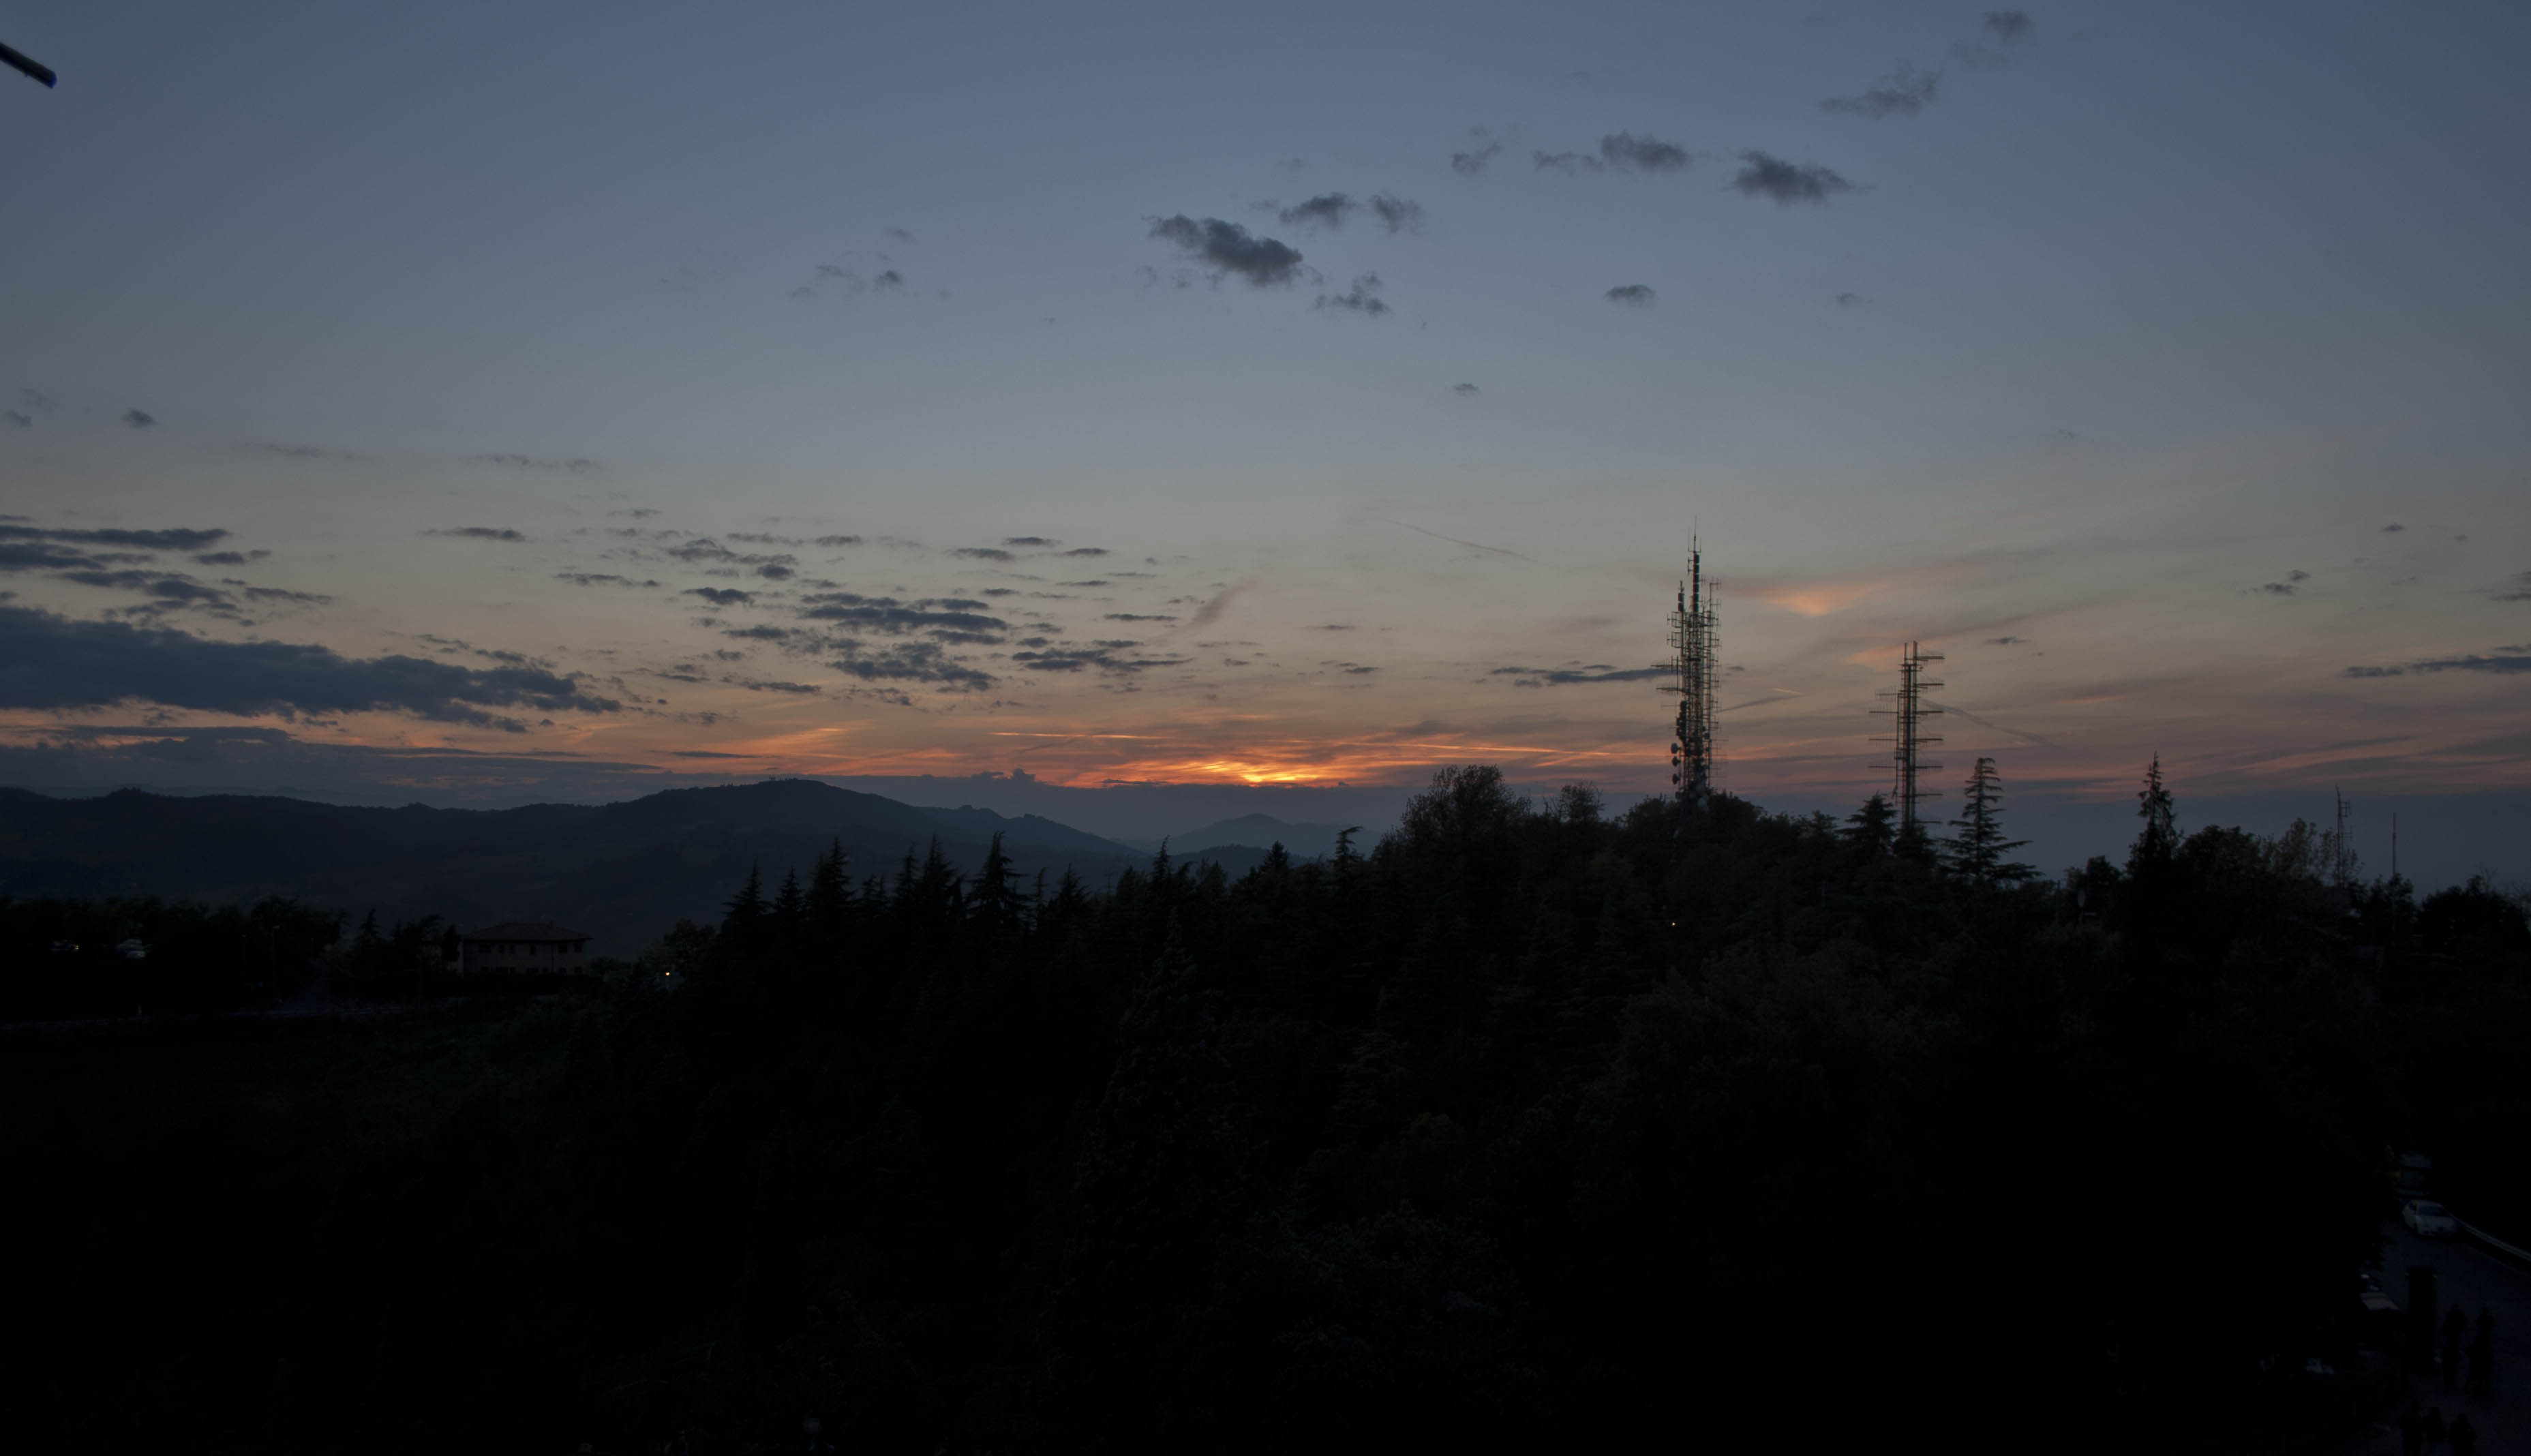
[457,922,592,975]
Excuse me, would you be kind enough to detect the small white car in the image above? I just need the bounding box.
[2404,1200,2459,1239]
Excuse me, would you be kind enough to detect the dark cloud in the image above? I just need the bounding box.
[0,603,620,730]
[1369,194,1425,233]
[815,534,863,547]
[1533,151,1605,176]
[3,410,29,428]
[828,640,994,690]
[245,441,369,461]
[1148,215,1307,287]
[1605,284,1656,307]
[2496,571,2531,603]
[1063,547,1110,558]
[1453,382,1481,397]
[1104,613,1179,623]
[2382,523,2406,533]
[1733,152,1855,204]
[556,572,663,588]
[2347,652,2531,678]
[1491,663,1669,686]
[2287,569,2310,582]
[662,539,798,574]
[471,453,600,473]
[238,586,334,606]
[1009,643,1190,675]
[0,543,109,573]
[427,526,526,542]
[885,227,915,243]
[951,546,1016,562]
[1821,67,1941,118]
[1983,11,2035,44]
[1835,291,1868,307]
[1598,132,1689,172]
[122,408,157,429]
[1279,193,1357,229]
[1985,636,2027,646]
[194,549,271,566]
[1317,273,1390,317]
[1451,141,1504,176]
[0,524,230,551]
[874,269,904,289]
[728,677,821,695]
[2258,582,2297,596]
[684,587,755,606]
[795,591,1009,637]
[1003,536,1058,547]
[59,570,237,609]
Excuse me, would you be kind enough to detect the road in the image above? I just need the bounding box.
[2345,1219,2531,1453]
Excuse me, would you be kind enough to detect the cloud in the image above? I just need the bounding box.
[0,542,115,573]
[427,526,527,542]
[1369,194,1425,232]
[1451,141,1504,176]
[683,587,755,606]
[0,603,620,729]
[0,524,230,551]
[1983,11,2034,44]
[1732,152,1855,204]
[193,550,269,566]
[246,441,369,461]
[1605,284,1656,307]
[1063,546,1110,558]
[471,453,599,473]
[951,546,1015,562]
[1279,193,1357,228]
[1009,643,1191,675]
[1985,635,2027,646]
[238,586,334,606]
[2288,568,2310,581]
[829,640,995,689]
[1533,151,1605,175]
[1003,536,1058,547]
[1835,292,1868,307]
[2347,652,2531,678]
[1821,67,1940,118]
[795,591,1010,637]
[2382,523,2406,533]
[1599,132,1689,172]
[122,408,157,429]
[59,569,238,610]
[1148,215,1307,287]
[1453,382,1481,396]
[1104,613,1179,623]
[1317,273,1390,316]
[874,269,904,289]
[885,227,915,243]
[556,572,663,588]
[2258,582,2297,595]
[3,410,29,429]
[1491,663,1669,686]
[2495,571,2531,603]
[727,676,820,695]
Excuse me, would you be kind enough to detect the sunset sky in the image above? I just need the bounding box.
[5,1,2528,875]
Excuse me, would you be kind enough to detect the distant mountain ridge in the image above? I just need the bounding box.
[0,780,1194,957]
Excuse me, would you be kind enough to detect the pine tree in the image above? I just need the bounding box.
[974,831,1018,931]
[1945,757,2033,887]
[2130,754,2178,873]
[1843,795,1895,857]
[723,863,766,932]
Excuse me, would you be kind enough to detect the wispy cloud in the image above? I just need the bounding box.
[472,453,599,473]
[1605,284,1656,307]
[1821,67,1940,119]
[1317,273,1390,316]
[427,526,527,542]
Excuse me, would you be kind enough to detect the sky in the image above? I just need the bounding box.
[3,1,2528,883]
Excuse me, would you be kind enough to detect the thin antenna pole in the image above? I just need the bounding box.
[1665,537,1718,824]
[1870,641,1944,836]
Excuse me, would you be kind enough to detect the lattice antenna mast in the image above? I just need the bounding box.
[1870,641,1945,835]
[1665,541,1718,819]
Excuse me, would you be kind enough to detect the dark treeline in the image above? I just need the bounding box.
[11,761,2530,1451]
[0,895,336,1020]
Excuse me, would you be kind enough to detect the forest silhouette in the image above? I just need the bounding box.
[8,759,2530,1451]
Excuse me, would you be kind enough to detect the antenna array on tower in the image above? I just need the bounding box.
[1870,641,1945,836]
[1664,541,1719,820]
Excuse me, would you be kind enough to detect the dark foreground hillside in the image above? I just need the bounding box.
[10,765,2520,1452]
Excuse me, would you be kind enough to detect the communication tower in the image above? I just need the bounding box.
[1665,542,1719,819]
[1870,641,1945,836]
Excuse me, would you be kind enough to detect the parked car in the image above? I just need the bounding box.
[2404,1200,2459,1239]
